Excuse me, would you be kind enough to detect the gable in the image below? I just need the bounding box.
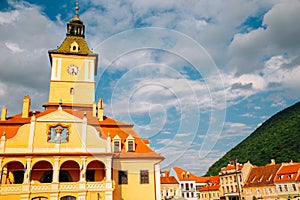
[37,108,83,123]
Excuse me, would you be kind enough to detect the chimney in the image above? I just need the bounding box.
[97,98,103,121]
[1,107,7,121]
[271,159,275,165]
[22,96,31,118]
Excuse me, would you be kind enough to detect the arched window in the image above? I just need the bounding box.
[59,170,72,182]
[31,197,48,200]
[40,171,53,183]
[60,196,76,200]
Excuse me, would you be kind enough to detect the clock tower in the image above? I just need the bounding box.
[46,4,98,108]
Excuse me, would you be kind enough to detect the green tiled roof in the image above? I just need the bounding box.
[49,36,94,55]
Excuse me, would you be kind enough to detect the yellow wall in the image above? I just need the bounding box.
[49,81,95,104]
[48,54,97,105]
[0,195,22,200]
[113,159,158,200]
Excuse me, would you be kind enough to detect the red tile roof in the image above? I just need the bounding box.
[161,176,179,184]
[199,176,220,191]
[244,163,282,187]
[0,106,163,159]
[274,163,300,183]
[172,167,206,183]
[220,163,243,173]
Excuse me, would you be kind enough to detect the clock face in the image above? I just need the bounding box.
[67,64,79,76]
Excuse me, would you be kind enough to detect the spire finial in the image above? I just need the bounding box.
[75,1,79,17]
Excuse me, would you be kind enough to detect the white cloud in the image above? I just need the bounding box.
[221,122,253,138]
[5,42,24,53]
[228,1,300,75]
[0,10,19,24]
[0,1,64,115]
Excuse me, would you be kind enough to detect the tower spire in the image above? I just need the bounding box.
[74,1,79,20]
[66,0,85,37]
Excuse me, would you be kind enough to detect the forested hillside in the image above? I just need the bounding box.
[206,101,300,176]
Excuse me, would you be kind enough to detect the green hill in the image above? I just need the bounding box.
[205,101,300,176]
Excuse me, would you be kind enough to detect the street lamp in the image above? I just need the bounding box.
[230,158,242,200]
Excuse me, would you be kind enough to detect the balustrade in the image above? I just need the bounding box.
[0,181,108,195]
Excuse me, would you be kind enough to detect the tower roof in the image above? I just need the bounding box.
[48,2,97,57]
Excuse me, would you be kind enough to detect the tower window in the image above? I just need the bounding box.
[70,41,79,52]
[70,88,74,95]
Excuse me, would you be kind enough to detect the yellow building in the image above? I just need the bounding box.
[160,170,180,200]
[198,176,220,200]
[219,161,243,200]
[243,160,282,200]
[0,5,163,200]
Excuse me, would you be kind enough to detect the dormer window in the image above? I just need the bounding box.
[259,176,264,182]
[128,141,134,151]
[114,141,120,152]
[112,135,121,152]
[70,41,79,52]
[288,174,293,179]
[126,135,135,152]
[267,174,273,182]
[182,172,185,179]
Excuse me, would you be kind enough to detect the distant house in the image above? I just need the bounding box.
[274,162,300,200]
[169,167,199,200]
[161,174,180,200]
[243,160,282,200]
[199,176,220,200]
[219,161,244,200]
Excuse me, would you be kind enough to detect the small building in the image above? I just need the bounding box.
[243,160,282,200]
[274,162,300,200]
[219,161,243,200]
[161,175,180,200]
[170,167,198,200]
[199,176,220,200]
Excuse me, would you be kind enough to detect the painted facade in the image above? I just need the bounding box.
[0,5,163,200]
[274,162,300,200]
[198,176,220,200]
[243,160,282,200]
[219,161,244,200]
[169,167,200,200]
[160,175,180,200]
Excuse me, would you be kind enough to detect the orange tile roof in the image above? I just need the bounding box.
[195,176,210,183]
[199,176,220,191]
[244,163,282,187]
[0,106,163,159]
[220,163,243,173]
[0,109,54,138]
[172,167,204,182]
[161,176,179,184]
[274,163,300,183]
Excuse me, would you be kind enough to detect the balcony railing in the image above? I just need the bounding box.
[0,181,109,195]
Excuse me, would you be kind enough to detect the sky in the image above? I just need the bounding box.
[0,0,300,175]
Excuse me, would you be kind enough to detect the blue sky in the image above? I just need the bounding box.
[0,0,300,175]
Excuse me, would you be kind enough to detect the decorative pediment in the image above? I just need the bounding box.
[37,109,83,123]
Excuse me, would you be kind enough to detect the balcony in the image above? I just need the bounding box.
[0,181,110,195]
